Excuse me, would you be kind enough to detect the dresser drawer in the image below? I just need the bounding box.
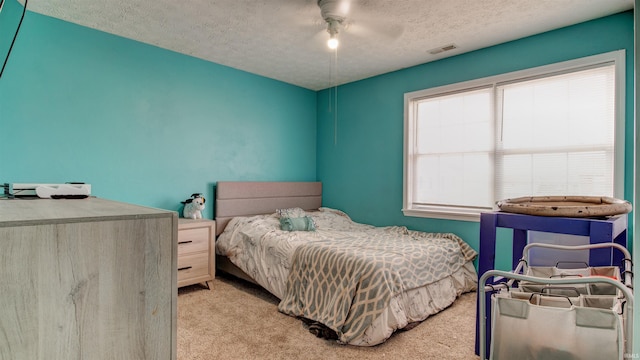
[177,252,210,282]
[178,227,210,255]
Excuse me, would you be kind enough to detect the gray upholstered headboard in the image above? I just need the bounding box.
[215,181,322,236]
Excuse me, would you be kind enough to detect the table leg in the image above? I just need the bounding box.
[476,213,498,357]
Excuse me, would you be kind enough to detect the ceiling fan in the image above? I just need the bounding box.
[318,0,349,49]
[316,0,404,50]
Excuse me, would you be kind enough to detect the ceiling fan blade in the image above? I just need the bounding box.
[345,19,404,40]
[312,28,330,45]
[340,1,405,40]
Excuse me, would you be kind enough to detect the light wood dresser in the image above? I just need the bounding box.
[0,197,177,360]
[178,218,215,288]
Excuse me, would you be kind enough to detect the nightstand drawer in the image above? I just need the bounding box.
[178,227,209,255]
[177,218,215,288]
[177,253,210,282]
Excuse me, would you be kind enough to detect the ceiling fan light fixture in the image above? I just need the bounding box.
[327,36,339,49]
[326,18,340,49]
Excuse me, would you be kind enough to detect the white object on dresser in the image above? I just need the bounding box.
[178,218,215,288]
[0,197,177,360]
[35,183,91,198]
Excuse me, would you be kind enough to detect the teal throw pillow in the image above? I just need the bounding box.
[280,216,316,232]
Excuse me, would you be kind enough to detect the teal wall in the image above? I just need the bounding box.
[0,8,317,219]
[317,11,635,270]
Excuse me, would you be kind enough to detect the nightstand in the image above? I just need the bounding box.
[177,218,215,288]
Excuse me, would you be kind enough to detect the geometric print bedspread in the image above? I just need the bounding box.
[277,228,477,344]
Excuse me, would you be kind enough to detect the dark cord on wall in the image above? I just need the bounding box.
[0,0,28,80]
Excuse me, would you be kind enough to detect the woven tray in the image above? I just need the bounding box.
[496,196,632,217]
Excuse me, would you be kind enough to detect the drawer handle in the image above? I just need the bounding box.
[178,240,193,244]
[178,266,192,271]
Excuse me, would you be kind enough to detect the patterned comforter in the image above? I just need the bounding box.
[279,230,476,344]
[216,207,477,346]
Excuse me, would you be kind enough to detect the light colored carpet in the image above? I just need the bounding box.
[177,274,481,360]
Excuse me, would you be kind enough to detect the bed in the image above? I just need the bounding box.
[215,181,478,346]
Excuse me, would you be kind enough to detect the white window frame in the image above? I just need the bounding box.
[403,50,626,222]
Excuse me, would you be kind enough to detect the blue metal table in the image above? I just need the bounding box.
[474,211,628,357]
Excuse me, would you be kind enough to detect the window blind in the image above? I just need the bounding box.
[495,64,615,200]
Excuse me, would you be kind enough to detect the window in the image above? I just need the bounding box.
[403,51,625,221]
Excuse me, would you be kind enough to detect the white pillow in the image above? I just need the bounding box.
[275,207,306,218]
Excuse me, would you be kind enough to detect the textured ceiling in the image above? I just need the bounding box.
[20,0,634,91]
